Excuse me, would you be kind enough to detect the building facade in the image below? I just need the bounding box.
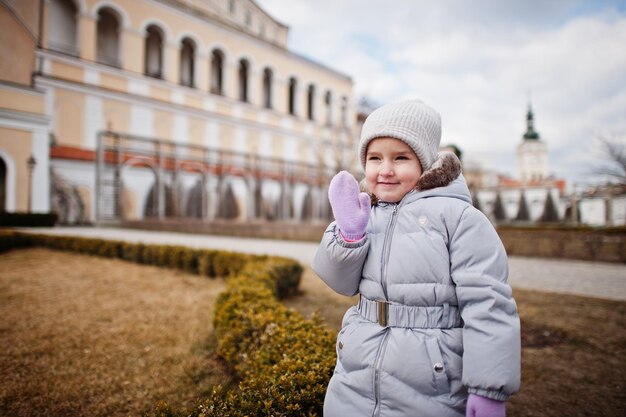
[0,0,356,223]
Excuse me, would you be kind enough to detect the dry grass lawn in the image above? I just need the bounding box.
[0,248,231,417]
[1,247,625,417]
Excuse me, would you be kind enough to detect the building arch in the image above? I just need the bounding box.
[262,67,273,109]
[95,6,123,67]
[287,76,298,116]
[91,1,130,28]
[120,157,158,220]
[138,18,173,42]
[179,36,197,88]
[340,95,348,127]
[324,89,332,125]
[238,58,250,102]
[307,83,316,121]
[209,47,226,95]
[0,150,16,212]
[47,0,79,55]
[143,24,165,79]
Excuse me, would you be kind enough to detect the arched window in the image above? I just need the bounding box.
[341,96,348,127]
[47,0,78,55]
[324,90,332,126]
[0,157,6,212]
[238,59,249,102]
[288,77,297,116]
[180,38,195,87]
[307,84,315,121]
[262,68,272,109]
[144,25,163,79]
[96,7,121,67]
[210,49,224,95]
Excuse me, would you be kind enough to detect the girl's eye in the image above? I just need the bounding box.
[367,156,380,161]
[396,156,409,160]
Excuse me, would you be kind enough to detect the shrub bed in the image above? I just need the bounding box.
[0,231,336,416]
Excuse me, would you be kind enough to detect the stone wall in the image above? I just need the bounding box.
[497,226,626,263]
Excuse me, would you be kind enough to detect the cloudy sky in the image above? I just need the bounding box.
[256,0,626,189]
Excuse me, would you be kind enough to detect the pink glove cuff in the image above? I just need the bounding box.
[339,230,364,242]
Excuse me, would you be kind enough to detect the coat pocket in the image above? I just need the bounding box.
[337,310,384,374]
[425,337,451,394]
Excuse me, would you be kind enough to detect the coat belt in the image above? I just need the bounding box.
[358,295,463,329]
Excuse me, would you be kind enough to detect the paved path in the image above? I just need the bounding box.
[14,227,626,301]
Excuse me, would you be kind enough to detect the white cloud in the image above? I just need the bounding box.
[257,0,626,187]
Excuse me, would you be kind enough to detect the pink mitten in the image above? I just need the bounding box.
[466,394,506,417]
[328,171,371,240]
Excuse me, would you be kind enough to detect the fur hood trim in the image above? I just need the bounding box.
[416,150,462,191]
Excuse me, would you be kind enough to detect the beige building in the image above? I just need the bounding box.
[0,0,355,223]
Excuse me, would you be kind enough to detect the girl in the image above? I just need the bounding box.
[312,100,520,417]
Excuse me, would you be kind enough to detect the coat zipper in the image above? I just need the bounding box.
[371,329,391,417]
[379,204,399,300]
[371,203,400,417]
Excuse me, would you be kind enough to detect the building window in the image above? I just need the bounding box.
[288,77,297,116]
[325,90,332,126]
[238,59,249,102]
[96,7,121,67]
[47,0,78,55]
[210,49,225,95]
[180,38,195,87]
[144,25,163,79]
[262,68,273,109]
[229,0,236,14]
[341,96,348,127]
[307,84,315,121]
[245,10,252,26]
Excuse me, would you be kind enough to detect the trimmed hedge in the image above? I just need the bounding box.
[0,212,58,227]
[0,231,336,416]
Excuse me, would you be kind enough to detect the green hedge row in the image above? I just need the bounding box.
[0,212,58,227]
[0,231,336,416]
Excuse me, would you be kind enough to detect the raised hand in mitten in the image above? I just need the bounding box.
[466,394,506,417]
[328,171,371,241]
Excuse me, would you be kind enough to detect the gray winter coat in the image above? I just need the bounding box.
[312,156,521,417]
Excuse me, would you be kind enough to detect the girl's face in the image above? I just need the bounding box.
[365,137,422,203]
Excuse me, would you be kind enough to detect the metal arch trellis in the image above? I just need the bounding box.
[95,130,336,222]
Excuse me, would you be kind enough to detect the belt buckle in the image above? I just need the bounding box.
[377,300,389,327]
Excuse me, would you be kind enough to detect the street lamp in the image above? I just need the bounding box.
[27,155,36,212]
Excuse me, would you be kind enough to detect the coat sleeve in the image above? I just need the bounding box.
[448,207,521,401]
[311,222,370,297]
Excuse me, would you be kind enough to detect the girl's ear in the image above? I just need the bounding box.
[416,151,462,190]
[359,178,379,205]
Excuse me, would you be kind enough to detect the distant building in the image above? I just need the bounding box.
[517,104,549,182]
[0,0,356,223]
[472,103,567,224]
[468,103,625,226]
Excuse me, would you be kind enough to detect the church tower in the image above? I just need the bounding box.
[517,104,549,183]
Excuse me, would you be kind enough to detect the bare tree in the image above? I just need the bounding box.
[593,135,626,184]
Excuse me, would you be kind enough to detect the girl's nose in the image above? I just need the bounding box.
[379,161,394,176]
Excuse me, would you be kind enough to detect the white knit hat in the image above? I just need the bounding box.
[359,99,442,171]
